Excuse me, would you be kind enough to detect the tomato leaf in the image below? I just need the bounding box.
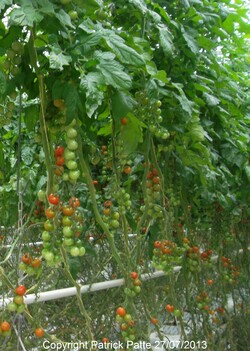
[80,72,104,118]
[104,31,144,66]
[96,53,132,90]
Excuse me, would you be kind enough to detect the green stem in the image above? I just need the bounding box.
[60,247,94,342]
[28,28,53,195]
[135,130,151,264]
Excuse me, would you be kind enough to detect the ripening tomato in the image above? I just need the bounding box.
[48,194,59,206]
[44,220,54,232]
[69,196,80,208]
[150,317,158,325]
[116,307,127,317]
[15,285,27,296]
[54,146,64,157]
[104,200,112,207]
[133,278,141,286]
[1,321,11,332]
[13,295,24,305]
[45,207,56,219]
[54,166,64,176]
[35,327,45,338]
[31,258,42,268]
[56,156,65,166]
[123,166,132,175]
[62,206,74,216]
[93,180,98,186]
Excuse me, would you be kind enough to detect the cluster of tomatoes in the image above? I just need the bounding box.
[102,200,121,230]
[53,121,81,183]
[152,239,185,272]
[194,291,226,324]
[0,320,11,338]
[195,291,211,313]
[165,303,182,317]
[221,256,240,285]
[124,271,141,297]
[142,164,164,219]
[42,194,85,264]
[7,285,26,314]
[19,253,42,276]
[115,189,132,215]
[134,92,169,140]
[116,307,136,343]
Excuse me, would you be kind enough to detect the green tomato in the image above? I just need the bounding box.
[67,139,78,151]
[64,148,76,161]
[67,127,78,139]
[7,302,17,312]
[62,172,69,181]
[112,212,120,220]
[124,314,132,323]
[63,226,74,238]
[37,190,46,202]
[68,10,78,19]
[66,160,78,170]
[44,220,54,232]
[60,0,71,4]
[16,303,26,314]
[173,309,182,317]
[110,219,119,229]
[43,250,55,262]
[64,237,74,246]
[26,266,36,275]
[42,231,51,242]
[69,169,80,181]
[19,262,27,272]
[78,246,86,256]
[70,246,80,257]
[62,216,73,226]
[134,286,141,294]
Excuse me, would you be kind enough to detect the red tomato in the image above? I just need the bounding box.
[15,285,27,296]
[165,304,175,313]
[54,146,64,157]
[1,321,11,332]
[21,253,32,265]
[116,307,127,317]
[130,272,138,280]
[48,194,59,206]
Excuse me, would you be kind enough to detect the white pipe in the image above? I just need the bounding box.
[0,270,169,307]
